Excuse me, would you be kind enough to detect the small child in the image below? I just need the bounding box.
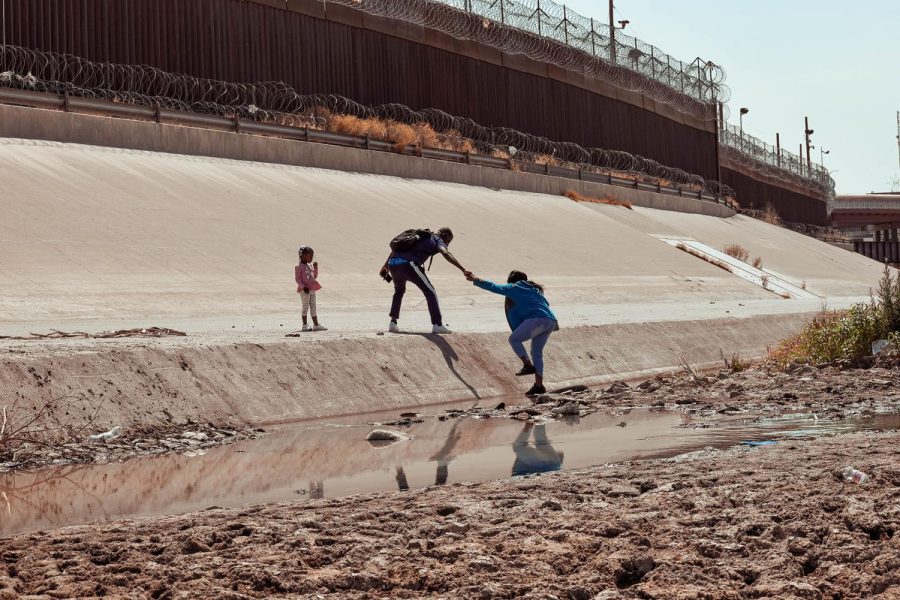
[295,245,327,331]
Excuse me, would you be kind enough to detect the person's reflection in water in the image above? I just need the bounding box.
[308,480,325,499]
[395,466,410,491]
[431,419,464,486]
[511,422,564,476]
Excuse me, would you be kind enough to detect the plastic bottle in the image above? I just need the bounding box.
[842,466,869,484]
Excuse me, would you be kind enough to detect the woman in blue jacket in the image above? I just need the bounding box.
[466,270,559,396]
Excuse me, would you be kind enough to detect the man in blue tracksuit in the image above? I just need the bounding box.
[379,227,469,334]
[466,270,559,396]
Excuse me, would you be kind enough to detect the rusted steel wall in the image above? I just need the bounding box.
[1,0,719,181]
[722,168,827,226]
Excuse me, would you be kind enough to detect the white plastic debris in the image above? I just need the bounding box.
[181,431,209,441]
[88,426,122,442]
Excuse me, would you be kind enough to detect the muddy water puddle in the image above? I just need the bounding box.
[1,404,897,537]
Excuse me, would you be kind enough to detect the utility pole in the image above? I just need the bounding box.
[608,0,616,64]
[804,116,813,173]
[776,133,781,168]
[896,110,899,170]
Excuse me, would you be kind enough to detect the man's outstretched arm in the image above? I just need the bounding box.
[439,247,468,273]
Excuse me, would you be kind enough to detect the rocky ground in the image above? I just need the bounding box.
[0,361,897,598]
[394,358,900,428]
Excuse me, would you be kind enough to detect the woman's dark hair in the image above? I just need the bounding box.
[507,270,544,293]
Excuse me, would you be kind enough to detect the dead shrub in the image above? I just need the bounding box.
[720,349,749,373]
[752,257,763,269]
[723,244,750,263]
[762,203,781,225]
[384,121,418,152]
[564,189,633,210]
[533,154,561,167]
[412,122,440,148]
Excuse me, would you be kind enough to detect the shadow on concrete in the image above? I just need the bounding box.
[394,332,481,399]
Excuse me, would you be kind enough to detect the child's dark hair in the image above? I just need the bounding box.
[507,270,544,293]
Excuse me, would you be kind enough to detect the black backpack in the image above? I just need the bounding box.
[389,229,433,252]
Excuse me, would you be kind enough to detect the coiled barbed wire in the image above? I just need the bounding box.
[327,0,730,122]
[719,123,834,199]
[0,45,737,195]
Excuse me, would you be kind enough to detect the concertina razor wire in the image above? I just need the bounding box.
[0,44,731,196]
[0,43,831,200]
[327,0,729,122]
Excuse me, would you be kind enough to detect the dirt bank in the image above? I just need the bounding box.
[0,429,895,599]
[0,314,814,431]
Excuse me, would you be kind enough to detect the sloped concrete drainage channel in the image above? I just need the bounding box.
[1,400,896,537]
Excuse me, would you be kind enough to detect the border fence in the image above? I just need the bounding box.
[0,0,833,204]
[331,0,728,121]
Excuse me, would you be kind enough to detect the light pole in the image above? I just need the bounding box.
[739,107,749,131]
[608,0,628,64]
[804,116,814,173]
[820,147,829,168]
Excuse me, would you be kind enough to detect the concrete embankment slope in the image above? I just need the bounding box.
[0,137,887,424]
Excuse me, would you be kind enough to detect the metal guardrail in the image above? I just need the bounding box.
[0,87,734,209]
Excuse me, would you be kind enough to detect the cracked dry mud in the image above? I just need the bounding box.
[0,363,898,599]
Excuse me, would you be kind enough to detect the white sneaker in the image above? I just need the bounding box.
[388,321,400,333]
[302,324,311,332]
[312,324,328,331]
[432,324,453,334]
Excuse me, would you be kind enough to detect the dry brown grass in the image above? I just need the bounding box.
[675,243,733,272]
[762,203,782,225]
[752,257,763,269]
[564,189,633,210]
[533,154,562,167]
[723,244,750,262]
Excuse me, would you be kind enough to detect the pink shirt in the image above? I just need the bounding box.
[295,262,322,292]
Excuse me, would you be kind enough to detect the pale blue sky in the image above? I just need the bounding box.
[563,0,900,194]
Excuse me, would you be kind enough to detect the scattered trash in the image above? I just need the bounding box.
[841,466,869,484]
[88,426,122,442]
[872,338,896,355]
[740,440,776,446]
[0,327,185,340]
[551,401,581,416]
[181,431,209,442]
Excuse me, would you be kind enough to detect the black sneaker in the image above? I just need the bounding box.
[516,365,537,376]
[525,384,546,397]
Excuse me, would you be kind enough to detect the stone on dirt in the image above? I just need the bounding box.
[365,429,410,442]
